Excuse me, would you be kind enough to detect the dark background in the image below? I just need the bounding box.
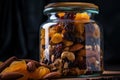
[0,0,120,68]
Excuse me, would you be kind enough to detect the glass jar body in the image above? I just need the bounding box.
[40,11,103,77]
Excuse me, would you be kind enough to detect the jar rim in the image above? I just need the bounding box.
[44,2,99,14]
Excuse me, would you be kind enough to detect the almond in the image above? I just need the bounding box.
[0,56,18,73]
[0,72,23,80]
[70,44,83,51]
[43,72,61,79]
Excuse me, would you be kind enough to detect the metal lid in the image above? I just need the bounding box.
[44,2,99,14]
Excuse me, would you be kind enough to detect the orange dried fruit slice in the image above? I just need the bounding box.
[1,60,28,80]
[51,33,63,44]
[2,60,27,73]
[49,27,57,37]
[75,12,90,21]
[33,66,50,79]
[57,12,65,18]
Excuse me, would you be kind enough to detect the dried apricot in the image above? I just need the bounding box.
[57,12,65,18]
[33,66,50,79]
[1,60,28,80]
[51,33,63,43]
[49,27,57,37]
[75,12,90,21]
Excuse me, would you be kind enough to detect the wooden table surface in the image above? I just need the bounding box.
[55,71,120,80]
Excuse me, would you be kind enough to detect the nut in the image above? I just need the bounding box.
[0,72,23,80]
[0,56,18,73]
[63,40,73,46]
[63,62,68,69]
[61,51,75,62]
[50,59,63,72]
[78,49,97,57]
[43,71,61,79]
[70,44,83,51]
[64,47,70,51]
[69,68,86,75]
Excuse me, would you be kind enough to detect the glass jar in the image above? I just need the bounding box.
[40,2,103,77]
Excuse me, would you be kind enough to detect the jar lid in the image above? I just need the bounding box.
[44,2,99,14]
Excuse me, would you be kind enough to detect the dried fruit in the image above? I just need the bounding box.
[51,33,63,44]
[61,51,75,62]
[63,32,75,41]
[41,38,45,45]
[57,12,65,18]
[63,40,73,46]
[70,44,83,51]
[64,12,75,19]
[34,66,50,79]
[49,27,57,37]
[0,56,18,73]
[64,22,75,32]
[40,11,102,76]
[50,59,63,72]
[75,12,90,21]
[40,29,45,39]
[0,72,23,80]
[2,60,27,73]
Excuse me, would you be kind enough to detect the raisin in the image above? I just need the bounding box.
[64,12,75,19]
[64,22,75,32]
[63,32,75,41]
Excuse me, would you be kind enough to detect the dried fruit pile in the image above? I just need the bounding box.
[0,56,61,80]
[40,12,103,76]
